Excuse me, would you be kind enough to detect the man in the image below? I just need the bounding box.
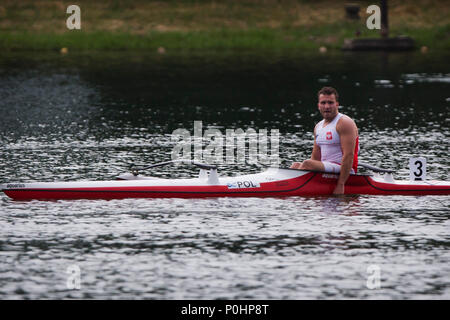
[291,87,359,195]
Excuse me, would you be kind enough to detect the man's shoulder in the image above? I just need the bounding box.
[314,119,324,130]
[337,113,357,125]
[315,119,325,125]
[336,114,358,131]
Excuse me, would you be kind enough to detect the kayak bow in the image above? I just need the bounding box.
[1,165,449,200]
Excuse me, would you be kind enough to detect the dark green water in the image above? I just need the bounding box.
[0,50,449,299]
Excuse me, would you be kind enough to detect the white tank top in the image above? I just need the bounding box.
[315,113,344,164]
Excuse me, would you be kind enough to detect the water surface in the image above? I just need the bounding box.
[0,50,449,299]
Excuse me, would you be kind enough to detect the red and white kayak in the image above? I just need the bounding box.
[1,165,449,200]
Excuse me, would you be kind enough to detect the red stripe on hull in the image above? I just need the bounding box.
[3,172,450,200]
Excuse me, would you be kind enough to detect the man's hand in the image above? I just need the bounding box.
[290,162,301,169]
[333,183,345,195]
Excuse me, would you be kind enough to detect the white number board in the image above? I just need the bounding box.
[409,157,426,181]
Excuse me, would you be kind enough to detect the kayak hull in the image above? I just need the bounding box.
[2,168,449,200]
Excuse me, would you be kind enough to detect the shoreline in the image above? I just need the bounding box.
[1,26,449,52]
[0,1,448,52]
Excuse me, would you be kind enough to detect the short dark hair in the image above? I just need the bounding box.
[318,87,339,101]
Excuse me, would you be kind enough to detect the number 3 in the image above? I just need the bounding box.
[414,160,423,177]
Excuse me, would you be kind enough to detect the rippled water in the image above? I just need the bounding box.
[0,51,449,299]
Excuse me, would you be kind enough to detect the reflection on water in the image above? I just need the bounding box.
[317,196,361,216]
[0,50,449,299]
[0,195,448,299]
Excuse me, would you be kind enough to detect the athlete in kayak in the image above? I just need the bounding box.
[291,87,359,195]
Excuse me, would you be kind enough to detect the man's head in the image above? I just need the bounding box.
[317,87,339,121]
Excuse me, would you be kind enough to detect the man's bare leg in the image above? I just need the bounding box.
[290,159,325,171]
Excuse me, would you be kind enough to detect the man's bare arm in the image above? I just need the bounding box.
[311,126,321,161]
[334,117,358,194]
